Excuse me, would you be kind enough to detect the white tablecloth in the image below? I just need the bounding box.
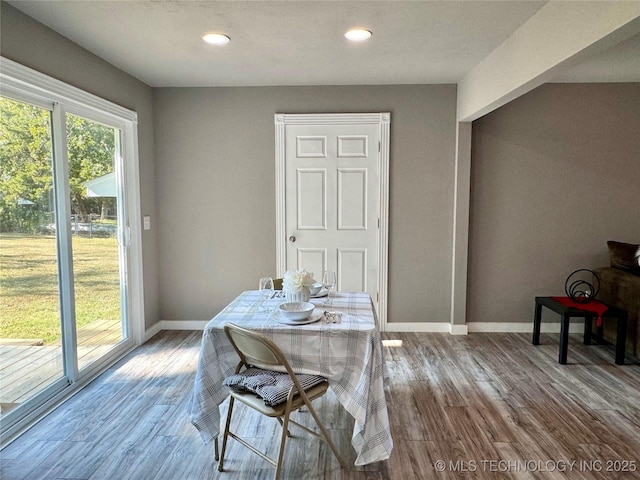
[188,290,393,465]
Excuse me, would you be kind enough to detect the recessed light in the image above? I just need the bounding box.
[202,33,230,45]
[345,28,372,41]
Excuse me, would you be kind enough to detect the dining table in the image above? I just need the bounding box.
[188,289,393,466]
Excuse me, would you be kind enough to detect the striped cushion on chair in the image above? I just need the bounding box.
[222,367,326,407]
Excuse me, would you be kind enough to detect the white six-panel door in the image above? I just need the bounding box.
[275,113,390,328]
[285,123,379,293]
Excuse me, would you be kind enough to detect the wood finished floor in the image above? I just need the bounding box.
[1,330,639,480]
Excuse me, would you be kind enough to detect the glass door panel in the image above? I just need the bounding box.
[0,97,64,416]
[65,113,126,372]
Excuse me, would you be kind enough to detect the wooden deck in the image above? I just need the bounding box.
[0,319,122,415]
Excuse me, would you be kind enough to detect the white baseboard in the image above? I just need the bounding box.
[146,320,584,340]
[150,320,461,335]
[385,321,584,335]
[385,322,451,333]
[450,324,469,335]
[144,322,163,341]
[160,320,209,330]
[145,320,209,340]
[384,322,469,335]
[467,322,585,334]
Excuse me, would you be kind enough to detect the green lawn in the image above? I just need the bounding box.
[0,233,121,344]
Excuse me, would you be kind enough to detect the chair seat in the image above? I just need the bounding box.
[229,381,329,417]
[222,366,327,407]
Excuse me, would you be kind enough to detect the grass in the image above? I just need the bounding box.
[0,233,121,344]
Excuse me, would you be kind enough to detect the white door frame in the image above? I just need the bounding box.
[275,113,390,330]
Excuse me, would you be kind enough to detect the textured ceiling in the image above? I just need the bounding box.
[7,0,640,87]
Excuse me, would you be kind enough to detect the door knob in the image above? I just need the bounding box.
[289,236,296,243]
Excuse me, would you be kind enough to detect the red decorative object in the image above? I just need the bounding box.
[550,296,608,327]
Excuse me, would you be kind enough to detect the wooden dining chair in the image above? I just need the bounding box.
[257,278,283,290]
[219,323,345,479]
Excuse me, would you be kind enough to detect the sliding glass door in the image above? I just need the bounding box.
[65,112,127,372]
[0,86,135,435]
[0,97,66,414]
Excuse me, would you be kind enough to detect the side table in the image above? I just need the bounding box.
[532,296,627,365]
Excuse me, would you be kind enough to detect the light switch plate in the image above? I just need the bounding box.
[143,215,151,230]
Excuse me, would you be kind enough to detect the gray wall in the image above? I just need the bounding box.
[469,83,640,324]
[0,3,160,329]
[153,86,457,322]
[9,2,636,331]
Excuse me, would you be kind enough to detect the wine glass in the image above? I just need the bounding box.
[322,270,336,308]
[258,277,274,311]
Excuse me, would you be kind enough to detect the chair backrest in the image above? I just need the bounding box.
[224,323,291,372]
[256,278,283,290]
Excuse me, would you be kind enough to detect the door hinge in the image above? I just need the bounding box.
[378,141,381,152]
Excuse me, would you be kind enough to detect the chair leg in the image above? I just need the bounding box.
[304,401,346,467]
[274,407,293,480]
[276,416,292,437]
[214,436,219,461]
[218,397,235,472]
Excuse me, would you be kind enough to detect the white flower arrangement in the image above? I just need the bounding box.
[282,269,315,292]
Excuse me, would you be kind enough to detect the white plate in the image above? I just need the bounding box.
[310,288,329,298]
[273,310,323,325]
